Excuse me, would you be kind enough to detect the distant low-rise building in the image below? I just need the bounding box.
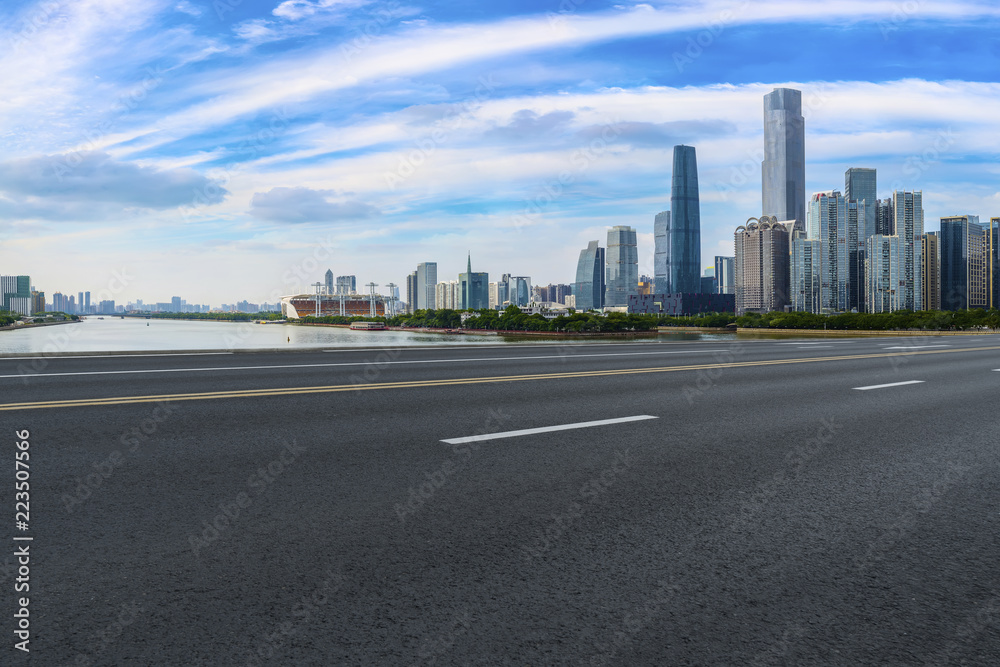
[628,293,735,316]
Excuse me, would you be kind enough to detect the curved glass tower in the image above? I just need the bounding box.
[670,145,701,294]
[574,241,605,311]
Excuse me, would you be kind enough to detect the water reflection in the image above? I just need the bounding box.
[0,317,742,354]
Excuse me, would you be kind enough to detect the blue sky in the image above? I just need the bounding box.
[1,0,999,305]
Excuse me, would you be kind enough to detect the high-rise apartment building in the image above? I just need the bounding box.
[670,146,701,293]
[84,291,91,313]
[863,191,923,313]
[415,262,437,310]
[940,215,987,310]
[866,235,903,313]
[876,198,895,236]
[654,211,670,294]
[791,234,822,313]
[734,217,790,315]
[406,271,417,313]
[845,168,878,241]
[806,191,866,313]
[893,191,924,311]
[992,218,1000,309]
[762,88,806,231]
[30,291,45,315]
[575,241,606,311]
[606,225,638,307]
[458,255,489,310]
[921,232,941,311]
[435,280,460,310]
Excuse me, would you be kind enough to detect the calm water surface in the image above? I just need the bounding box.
[0,317,736,354]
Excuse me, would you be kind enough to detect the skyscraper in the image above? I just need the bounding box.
[845,168,877,241]
[714,256,735,295]
[1,276,31,317]
[762,88,806,231]
[574,241,606,311]
[653,211,670,294]
[670,145,701,293]
[893,190,924,311]
[876,198,895,236]
[324,269,334,295]
[922,232,941,311]
[510,277,531,307]
[458,255,489,310]
[791,234,822,313]
[605,225,638,307]
[991,218,1000,309]
[734,217,790,315]
[940,215,986,310]
[415,262,437,310]
[866,235,903,313]
[406,271,417,313]
[806,191,865,312]
[31,291,45,315]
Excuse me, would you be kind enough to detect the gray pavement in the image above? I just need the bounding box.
[3,334,1000,665]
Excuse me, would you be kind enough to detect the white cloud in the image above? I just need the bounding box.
[175,1,202,17]
[272,0,373,21]
[249,186,380,223]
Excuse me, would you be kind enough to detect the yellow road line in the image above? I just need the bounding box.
[3,345,998,411]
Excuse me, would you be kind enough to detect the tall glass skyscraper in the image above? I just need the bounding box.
[416,262,437,310]
[940,215,985,310]
[606,225,638,307]
[459,255,489,310]
[574,241,606,311]
[670,145,701,294]
[653,211,670,294]
[845,167,877,241]
[762,88,806,231]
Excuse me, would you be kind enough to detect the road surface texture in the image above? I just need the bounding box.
[3,334,1000,665]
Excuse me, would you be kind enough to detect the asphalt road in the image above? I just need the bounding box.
[3,334,1000,665]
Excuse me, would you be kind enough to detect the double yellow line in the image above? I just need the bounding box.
[2,345,998,411]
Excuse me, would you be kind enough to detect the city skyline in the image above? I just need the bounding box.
[1,1,999,303]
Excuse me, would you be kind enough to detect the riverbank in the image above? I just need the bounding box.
[735,327,997,336]
[293,322,659,337]
[0,320,79,332]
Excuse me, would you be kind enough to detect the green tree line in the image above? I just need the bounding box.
[297,307,1000,332]
[656,309,1000,331]
[142,312,285,322]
